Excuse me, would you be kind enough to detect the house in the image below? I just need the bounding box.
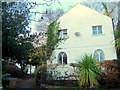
[47,3,117,80]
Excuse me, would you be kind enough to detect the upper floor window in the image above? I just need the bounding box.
[94,49,104,62]
[58,29,67,39]
[92,26,102,35]
[58,52,67,64]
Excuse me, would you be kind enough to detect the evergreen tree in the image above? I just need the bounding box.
[2,2,35,65]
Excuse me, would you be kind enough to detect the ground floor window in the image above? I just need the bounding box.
[94,49,104,62]
[58,52,67,64]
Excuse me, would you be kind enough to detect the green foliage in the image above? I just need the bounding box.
[2,2,37,65]
[28,45,46,65]
[76,54,100,88]
[35,66,41,85]
[115,21,120,58]
[46,21,61,60]
[2,74,10,80]
[23,67,28,74]
[2,74,10,88]
[2,62,23,78]
[35,66,47,87]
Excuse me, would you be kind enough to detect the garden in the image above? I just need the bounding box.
[1,1,120,89]
[35,55,120,89]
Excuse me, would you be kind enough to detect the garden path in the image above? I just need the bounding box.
[15,74,36,89]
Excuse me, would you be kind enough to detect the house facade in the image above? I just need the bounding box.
[47,3,117,80]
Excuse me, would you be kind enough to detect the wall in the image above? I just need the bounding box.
[52,3,117,64]
[47,3,117,80]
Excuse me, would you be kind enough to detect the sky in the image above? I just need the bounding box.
[28,0,119,33]
[29,1,77,33]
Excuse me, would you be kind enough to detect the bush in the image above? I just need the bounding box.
[35,65,47,87]
[23,67,28,74]
[2,74,11,88]
[2,62,23,78]
[99,60,120,88]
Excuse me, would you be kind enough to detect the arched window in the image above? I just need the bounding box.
[94,49,104,62]
[58,52,67,64]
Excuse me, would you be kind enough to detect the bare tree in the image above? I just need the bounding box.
[82,2,118,29]
[33,8,64,47]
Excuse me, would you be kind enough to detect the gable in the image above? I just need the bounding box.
[58,3,111,27]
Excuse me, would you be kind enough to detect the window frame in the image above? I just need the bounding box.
[58,52,67,64]
[94,49,104,62]
[92,25,102,35]
[58,29,68,39]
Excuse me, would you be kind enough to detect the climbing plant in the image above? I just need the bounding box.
[46,20,61,60]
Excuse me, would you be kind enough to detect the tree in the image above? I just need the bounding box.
[32,9,63,62]
[34,8,64,46]
[46,21,61,60]
[83,2,118,29]
[2,2,36,66]
[115,21,120,59]
[102,2,115,17]
[28,45,46,66]
[27,21,61,68]
[76,54,100,88]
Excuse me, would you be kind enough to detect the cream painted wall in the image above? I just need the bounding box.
[51,3,117,64]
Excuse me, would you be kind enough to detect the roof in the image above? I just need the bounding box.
[58,3,111,21]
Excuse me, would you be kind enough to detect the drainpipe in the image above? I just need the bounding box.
[112,18,114,30]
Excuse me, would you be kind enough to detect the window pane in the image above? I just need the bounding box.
[58,29,67,38]
[98,26,102,34]
[58,31,62,38]
[63,29,67,38]
[94,49,104,62]
[58,52,67,64]
[94,51,99,62]
[58,53,62,64]
[63,29,67,33]
[100,51,104,61]
[93,30,97,35]
[63,54,67,64]
[63,34,67,38]
[92,26,96,30]
[92,26,97,35]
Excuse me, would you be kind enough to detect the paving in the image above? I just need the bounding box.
[15,74,36,88]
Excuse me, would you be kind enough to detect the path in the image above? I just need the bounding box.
[15,74,36,89]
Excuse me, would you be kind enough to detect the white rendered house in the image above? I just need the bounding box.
[47,3,117,80]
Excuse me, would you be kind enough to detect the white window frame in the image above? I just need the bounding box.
[59,29,68,39]
[92,26,102,35]
[58,52,67,64]
[94,49,104,62]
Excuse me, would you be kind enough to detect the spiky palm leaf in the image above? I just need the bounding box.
[76,54,100,88]
[115,27,120,51]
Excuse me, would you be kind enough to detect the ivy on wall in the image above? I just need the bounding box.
[46,20,61,60]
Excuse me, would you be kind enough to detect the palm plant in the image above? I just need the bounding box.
[115,22,120,58]
[76,54,100,88]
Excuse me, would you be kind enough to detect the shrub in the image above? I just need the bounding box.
[35,65,47,87]
[2,62,23,78]
[99,60,120,88]
[76,54,100,88]
[23,67,28,74]
[2,74,11,88]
